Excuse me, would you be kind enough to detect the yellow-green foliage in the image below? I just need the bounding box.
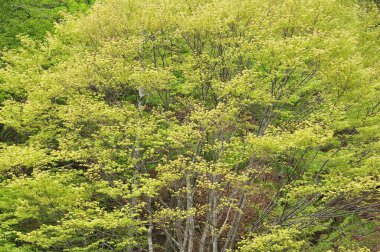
[238,227,305,252]
[0,0,379,251]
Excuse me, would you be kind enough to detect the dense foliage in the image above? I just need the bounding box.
[0,0,94,61]
[0,0,379,251]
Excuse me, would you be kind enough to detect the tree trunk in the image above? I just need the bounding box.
[186,174,195,252]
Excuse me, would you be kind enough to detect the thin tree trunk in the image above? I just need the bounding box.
[224,194,247,251]
[199,208,211,252]
[210,174,218,252]
[147,198,154,252]
[186,174,195,252]
[137,86,154,252]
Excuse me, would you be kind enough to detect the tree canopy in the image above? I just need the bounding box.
[0,0,94,60]
[0,0,379,251]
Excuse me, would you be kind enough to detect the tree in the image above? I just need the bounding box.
[0,0,379,251]
[0,0,93,51]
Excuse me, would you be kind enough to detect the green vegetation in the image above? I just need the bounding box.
[0,0,379,251]
[0,0,93,49]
